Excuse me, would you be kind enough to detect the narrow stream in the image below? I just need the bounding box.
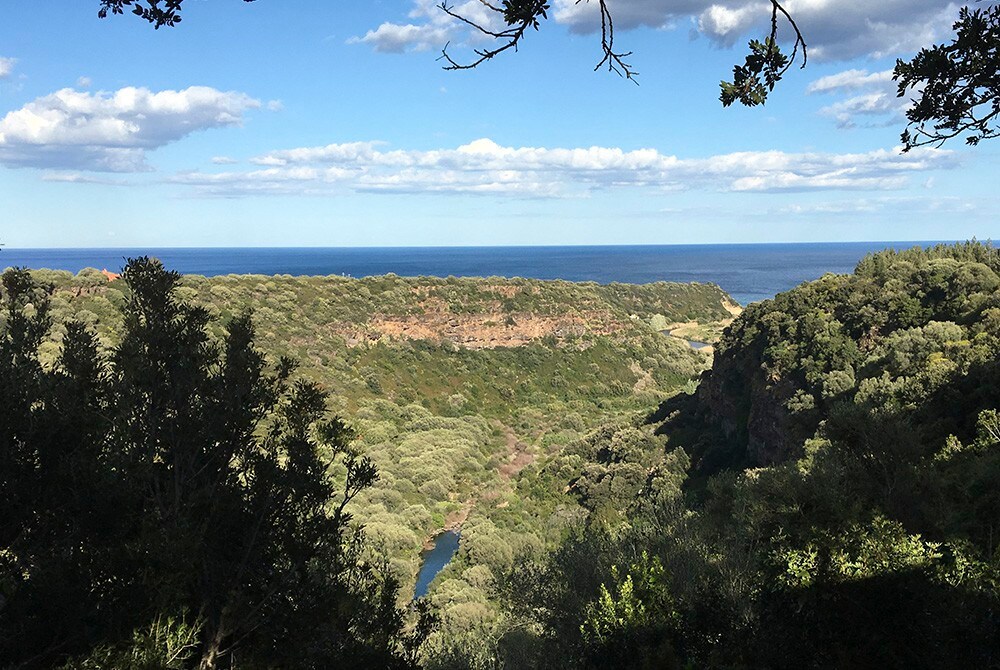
[413,530,461,599]
[660,329,712,350]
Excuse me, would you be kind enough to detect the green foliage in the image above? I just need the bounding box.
[776,516,943,589]
[580,553,680,669]
[0,258,423,668]
[5,263,730,668]
[60,613,203,670]
[659,241,1000,474]
[500,0,549,29]
[495,242,1000,669]
[17,265,720,586]
[895,4,1000,150]
[98,0,255,28]
[720,37,790,107]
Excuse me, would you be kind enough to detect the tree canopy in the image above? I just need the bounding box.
[0,258,430,669]
[895,4,1000,150]
[487,241,1000,667]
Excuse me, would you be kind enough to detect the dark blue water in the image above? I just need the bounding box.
[413,530,460,599]
[0,242,947,305]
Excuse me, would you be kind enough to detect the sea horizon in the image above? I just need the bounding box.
[2,239,958,250]
[0,240,960,305]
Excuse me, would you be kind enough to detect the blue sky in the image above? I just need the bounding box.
[0,0,997,247]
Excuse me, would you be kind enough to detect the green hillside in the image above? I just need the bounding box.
[12,245,997,668]
[484,241,1000,668]
[14,268,735,600]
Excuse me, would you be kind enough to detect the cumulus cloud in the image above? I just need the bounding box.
[170,137,959,198]
[0,86,260,172]
[554,0,963,61]
[351,22,453,53]
[354,0,963,63]
[350,0,513,53]
[0,57,16,79]
[807,68,913,129]
[807,69,895,94]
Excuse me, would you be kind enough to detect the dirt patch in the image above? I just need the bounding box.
[723,299,744,318]
[663,321,701,339]
[630,360,656,393]
[499,425,535,481]
[338,306,629,350]
[444,504,472,531]
[422,502,474,550]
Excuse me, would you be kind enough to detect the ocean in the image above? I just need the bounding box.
[0,242,948,305]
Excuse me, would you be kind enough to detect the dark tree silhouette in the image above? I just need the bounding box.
[0,258,431,669]
[895,3,1000,151]
[98,0,255,28]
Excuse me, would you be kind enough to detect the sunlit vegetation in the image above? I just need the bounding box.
[472,241,1000,668]
[5,243,997,667]
[3,266,731,661]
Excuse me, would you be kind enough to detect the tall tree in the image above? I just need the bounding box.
[0,258,428,669]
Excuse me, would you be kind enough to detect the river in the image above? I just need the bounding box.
[413,530,461,599]
[661,329,712,350]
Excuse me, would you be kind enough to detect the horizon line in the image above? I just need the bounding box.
[0,239,970,251]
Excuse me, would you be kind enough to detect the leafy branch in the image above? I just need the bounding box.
[439,0,807,99]
[719,1,808,107]
[894,3,1000,151]
[98,0,255,28]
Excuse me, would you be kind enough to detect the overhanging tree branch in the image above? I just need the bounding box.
[720,1,808,107]
[438,0,636,82]
[438,0,806,99]
[98,0,255,28]
[894,3,1000,151]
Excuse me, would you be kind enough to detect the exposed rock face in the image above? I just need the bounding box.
[336,289,631,349]
[693,335,812,469]
[305,279,739,350]
[346,311,625,349]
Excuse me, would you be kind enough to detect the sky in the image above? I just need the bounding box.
[1,0,998,247]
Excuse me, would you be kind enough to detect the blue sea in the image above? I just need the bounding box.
[1,242,948,305]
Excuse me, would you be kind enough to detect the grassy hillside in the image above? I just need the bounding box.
[14,267,735,606]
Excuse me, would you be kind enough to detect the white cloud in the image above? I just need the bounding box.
[351,22,452,53]
[0,86,260,172]
[349,0,512,53]
[807,69,894,94]
[0,57,16,80]
[773,196,977,216]
[41,172,131,186]
[697,5,760,46]
[555,0,963,61]
[211,156,239,165]
[355,1,965,63]
[76,76,93,88]
[807,68,912,129]
[170,137,959,198]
